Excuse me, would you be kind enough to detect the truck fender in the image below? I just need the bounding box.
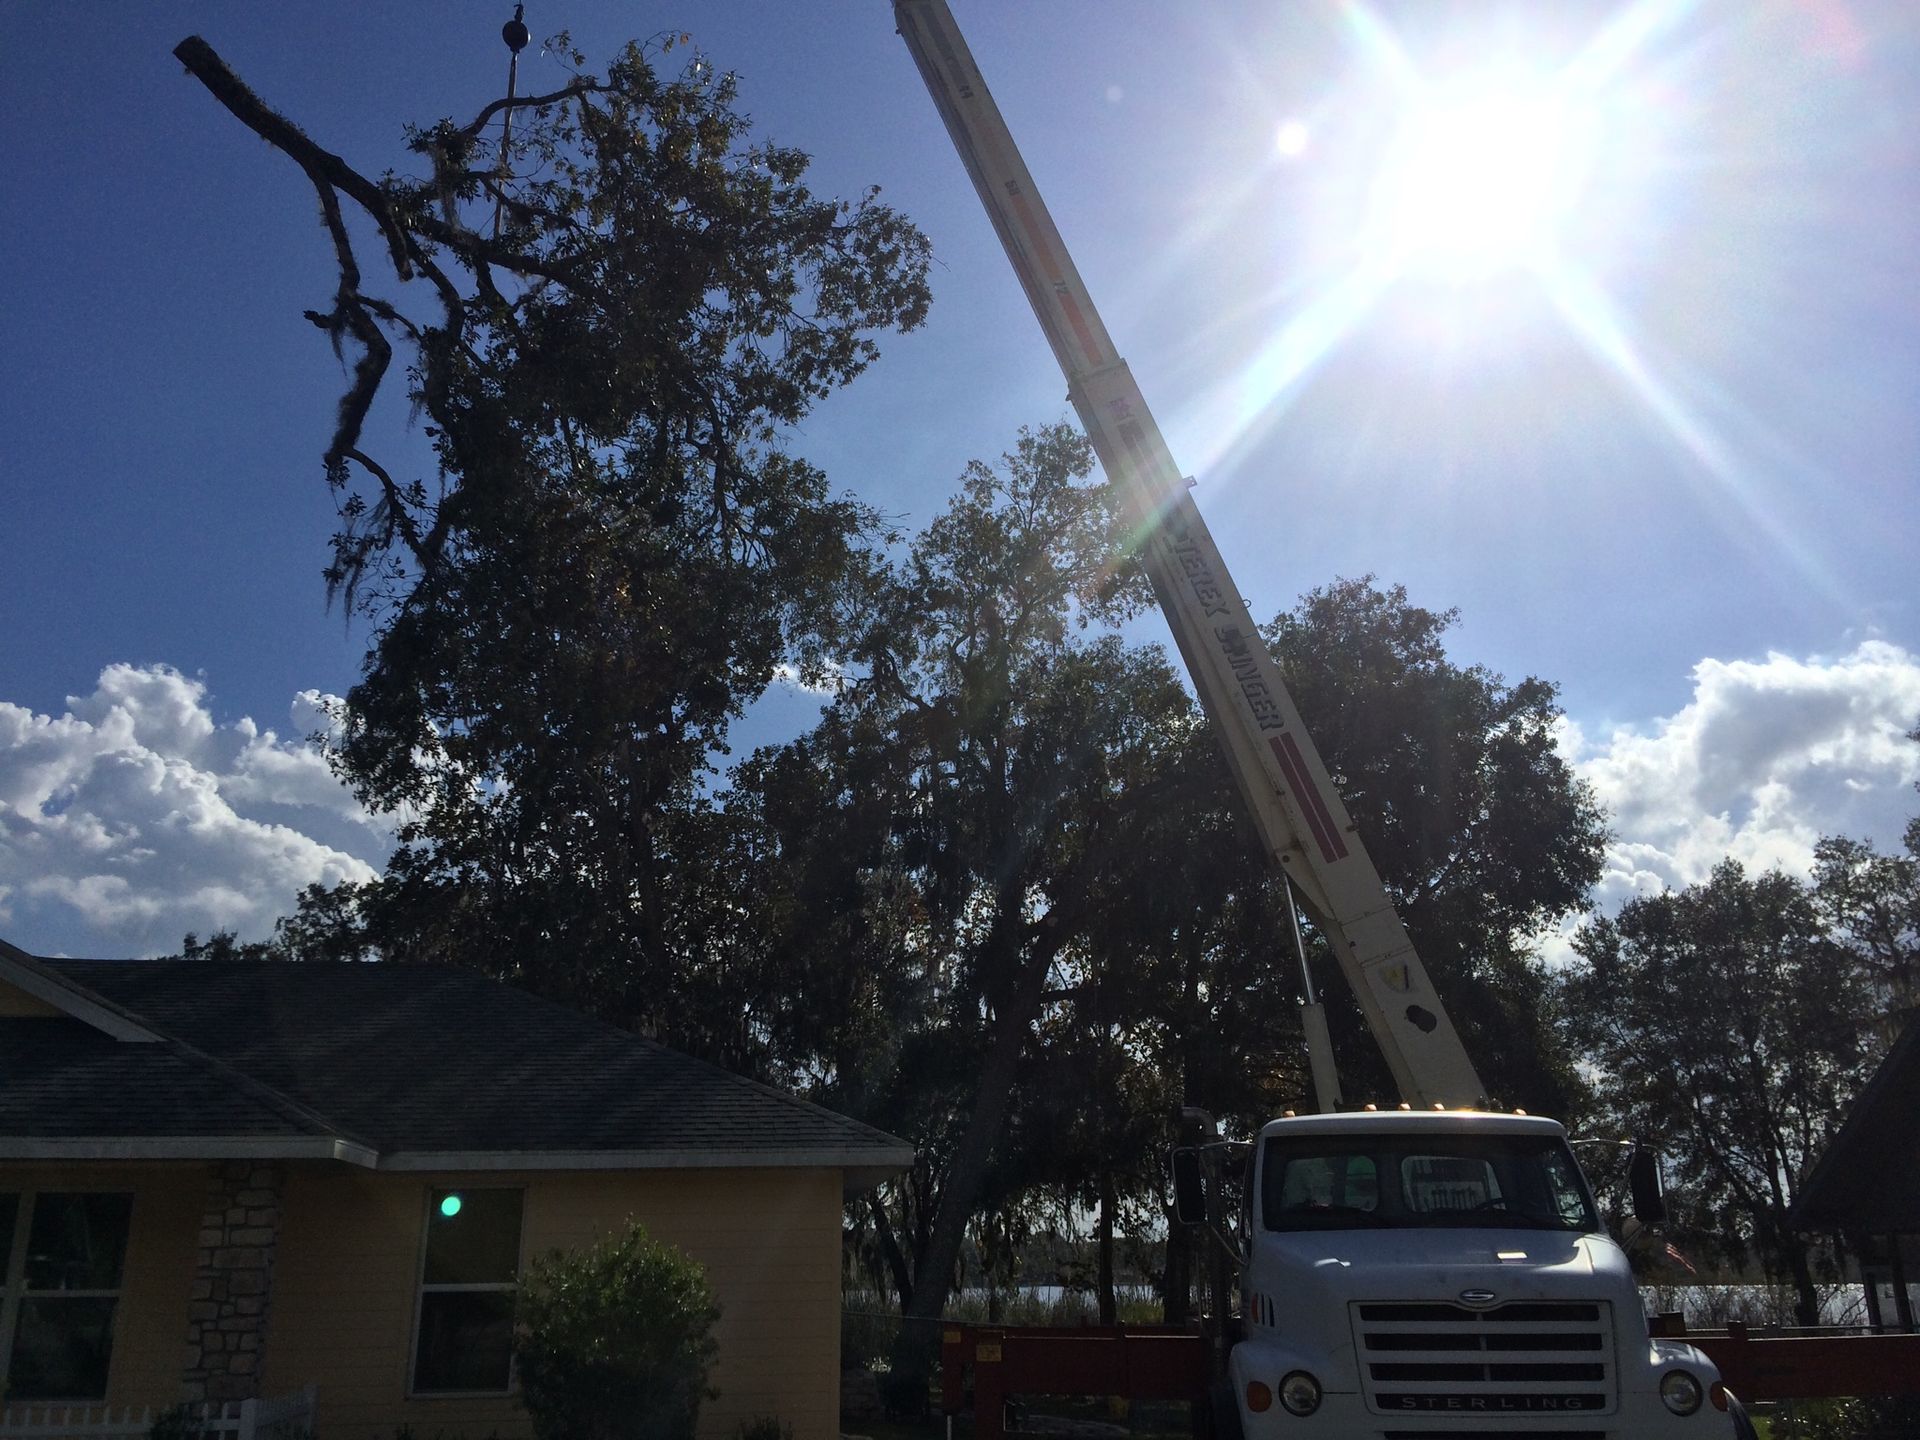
[1230,1336,1347,1410]
[1725,1389,1760,1440]
[1204,1377,1244,1440]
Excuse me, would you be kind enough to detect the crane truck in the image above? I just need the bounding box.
[893,4,1758,1436]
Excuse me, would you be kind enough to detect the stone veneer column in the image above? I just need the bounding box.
[180,1160,283,1403]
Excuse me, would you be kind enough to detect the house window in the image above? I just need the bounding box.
[410,1188,523,1395]
[0,1192,135,1402]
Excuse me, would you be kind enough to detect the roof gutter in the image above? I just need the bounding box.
[0,1135,380,1167]
[379,1145,917,1196]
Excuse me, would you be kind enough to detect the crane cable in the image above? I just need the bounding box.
[493,5,530,240]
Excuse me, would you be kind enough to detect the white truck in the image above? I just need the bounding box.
[893,4,1758,1435]
[1214,1109,1749,1434]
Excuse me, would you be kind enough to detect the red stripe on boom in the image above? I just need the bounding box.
[1006,189,1106,367]
[1270,734,1350,864]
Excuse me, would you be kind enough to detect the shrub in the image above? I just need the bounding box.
[731,1419,793,1440]
[514,1219,721,1440]
[145,1407,203,1440]
[1775,1397,1920,1439]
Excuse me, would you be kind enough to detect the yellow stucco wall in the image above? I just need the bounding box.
[0,1162,204,1408]
[262,1164,846,1440]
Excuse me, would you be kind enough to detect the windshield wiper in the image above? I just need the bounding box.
[1416,1211,1571,1230]
[1271,1203,1388,1229]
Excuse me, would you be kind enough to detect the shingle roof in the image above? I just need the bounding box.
[0,1017,329,1141]
[1789,1011,1920,1234]
[2,947,911,1189]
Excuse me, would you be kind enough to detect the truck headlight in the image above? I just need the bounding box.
[1660,1369,1704,1416]
[1279,1371,1322,1416]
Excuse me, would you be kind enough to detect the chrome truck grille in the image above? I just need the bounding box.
[1351,1300,1616,1421]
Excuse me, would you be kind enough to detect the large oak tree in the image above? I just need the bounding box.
[1564,861,1881,1323]
[1266,578,1606,1116]
[178,30,929,1029]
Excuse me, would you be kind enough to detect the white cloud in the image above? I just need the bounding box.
[769,659,847,697]
[1563,641,1920,911]
[10,646,1916,963]
[0,665,392,957]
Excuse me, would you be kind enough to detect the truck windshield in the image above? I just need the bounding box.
[1261,1132,1599,1233]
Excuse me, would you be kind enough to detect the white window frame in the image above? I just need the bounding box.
[0,1190,134,1404]
[406,1185,526,1399]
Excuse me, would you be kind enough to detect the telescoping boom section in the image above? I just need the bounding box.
[894,0,1486,1109]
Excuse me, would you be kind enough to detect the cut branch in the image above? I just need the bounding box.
[174,36,414,284]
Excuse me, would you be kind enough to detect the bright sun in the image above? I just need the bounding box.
[1200,3,1718,489]
[1368,76,1598,282]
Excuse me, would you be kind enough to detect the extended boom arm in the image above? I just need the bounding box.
[895,0,1486,1109]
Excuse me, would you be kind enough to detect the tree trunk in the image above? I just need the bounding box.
[867,1192,915,1311]
[904,934,1057,1326]
[889,919,1065,1393]
[1163,1208,1192,1323]
[1784,1230,1820,1327]
[1097,1170,1117,1325]
[1162,918,1202,1325]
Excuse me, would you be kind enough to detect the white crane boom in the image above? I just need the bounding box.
[894,0,1487,1109]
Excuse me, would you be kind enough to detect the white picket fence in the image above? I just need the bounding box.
[0,1385,315,1440]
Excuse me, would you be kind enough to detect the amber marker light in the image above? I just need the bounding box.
[1245,1381,1273,1413]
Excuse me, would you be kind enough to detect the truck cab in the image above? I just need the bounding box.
[1226,1110,1739,1436]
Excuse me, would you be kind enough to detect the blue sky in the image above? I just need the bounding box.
[3,0,1917,957]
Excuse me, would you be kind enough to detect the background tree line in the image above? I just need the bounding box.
[180,24,1919,1354]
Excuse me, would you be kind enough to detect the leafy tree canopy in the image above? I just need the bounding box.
[178,30,930,1026]
[1564,859,1882,1323]
[1812,828,1920,1015]
[1266,577,1607,1114]
[728,425,1177,1322]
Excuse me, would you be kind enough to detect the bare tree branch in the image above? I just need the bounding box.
[174,36,414,283]
[458,79,607,142]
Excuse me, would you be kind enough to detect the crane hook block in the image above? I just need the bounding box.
[502,5,530,54]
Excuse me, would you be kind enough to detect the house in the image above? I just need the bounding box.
[1789,1010,1920,1333]
[0,938,913,1438]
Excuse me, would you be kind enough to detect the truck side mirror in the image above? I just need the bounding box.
[1629,1146,1667,1226]
[1170,1146,1207,1225]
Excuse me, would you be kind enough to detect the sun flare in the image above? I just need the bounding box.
[1369,78,1599,282]
[1193,0,1732,493]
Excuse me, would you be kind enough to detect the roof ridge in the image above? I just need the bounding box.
[626,1036,912,1150]
[157,1032,380,1151]
[1,939,165,1041]
[466,973,913,1150]
[31,952,379,1153]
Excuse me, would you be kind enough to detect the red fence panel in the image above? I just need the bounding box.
[940,1324,1208,1439]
